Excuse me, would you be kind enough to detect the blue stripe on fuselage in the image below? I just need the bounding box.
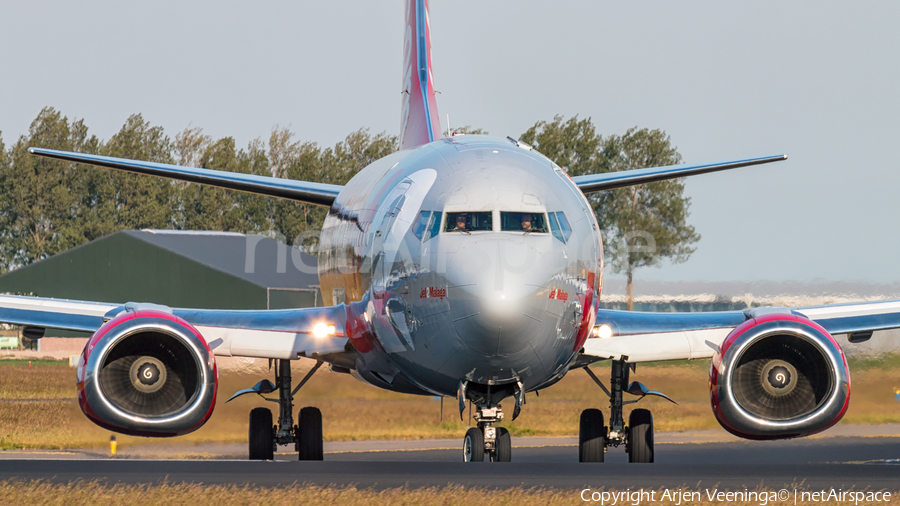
[415,0,434,143]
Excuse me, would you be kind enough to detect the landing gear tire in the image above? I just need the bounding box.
[491,427,511,462]
[579,408,606,463]
[628,408,654,463]
[297,406,324,461]
[249,407,274,461]
[463,427,485,462]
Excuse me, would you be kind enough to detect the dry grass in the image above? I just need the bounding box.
[0,359,72,399]
[0,481,896,506]
[1,357,899,449]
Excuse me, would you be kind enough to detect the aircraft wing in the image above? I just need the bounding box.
[28,148,342,207]
[571,154,787,194]
[0,294,349,360]
[583,299,900,363]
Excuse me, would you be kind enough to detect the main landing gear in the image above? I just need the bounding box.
[230,359,324,461]
[579,356,675,464]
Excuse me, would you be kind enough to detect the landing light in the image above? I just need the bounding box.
[313,323,336,339]
[592,324,613,339]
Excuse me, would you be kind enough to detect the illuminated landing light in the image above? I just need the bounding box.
[592,324,613,339]
[313,323,336,339]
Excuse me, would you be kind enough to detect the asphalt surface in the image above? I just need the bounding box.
[1,436,898,490]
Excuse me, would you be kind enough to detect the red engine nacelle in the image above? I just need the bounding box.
[710,313,850,440]
[76,310,218,437]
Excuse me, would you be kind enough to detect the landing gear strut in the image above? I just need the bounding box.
[580,356,670,464]
[244,359,324,461]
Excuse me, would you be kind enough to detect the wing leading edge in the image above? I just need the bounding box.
[584,300,900,363]
[28,148,343,207]
[572,154,787,194]
[0,294,349,360]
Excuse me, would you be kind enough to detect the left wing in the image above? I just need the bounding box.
[0,294,348,360]
[572,154,787,194]
[584,300,900,362]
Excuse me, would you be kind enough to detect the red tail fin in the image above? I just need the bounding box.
[400,0,441,150]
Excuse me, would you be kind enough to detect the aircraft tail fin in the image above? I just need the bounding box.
[399,0,441,150]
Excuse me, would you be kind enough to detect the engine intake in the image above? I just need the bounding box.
[78,310,217,437]
[709,313,849,440]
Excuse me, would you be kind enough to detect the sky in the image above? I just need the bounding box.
[1,1,899,285]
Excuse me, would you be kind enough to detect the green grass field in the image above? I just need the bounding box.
[1,356,898,449]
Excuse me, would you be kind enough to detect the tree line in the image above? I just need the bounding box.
[0,108,697,309]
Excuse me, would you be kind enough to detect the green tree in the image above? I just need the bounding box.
[180,136,270,232]
[86,114,175,234]
[443,125,488,137]
[603,128,699,310]
[273,127,397,250]
[521,118,699,310]
[0,107,101,269]
[1,108,401,273]
[519,116,604,178]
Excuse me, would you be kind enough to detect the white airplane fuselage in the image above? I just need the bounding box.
[318,135,604,397]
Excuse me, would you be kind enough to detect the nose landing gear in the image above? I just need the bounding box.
[462,404,511,462]
[579,357,674,463]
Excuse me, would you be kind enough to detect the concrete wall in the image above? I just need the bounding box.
[38,337,89,355]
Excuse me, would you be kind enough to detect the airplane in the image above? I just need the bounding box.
[5,0,900,464]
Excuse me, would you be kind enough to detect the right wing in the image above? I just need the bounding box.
[572,154,787,194]
[28,148,342,207]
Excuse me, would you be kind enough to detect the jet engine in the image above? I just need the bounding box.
[709,313,849,439]
[77,310,217,437]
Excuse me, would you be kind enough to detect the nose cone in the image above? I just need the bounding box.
[447,238,556,357]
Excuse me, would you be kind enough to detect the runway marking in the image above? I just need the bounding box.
[839,459,900,465]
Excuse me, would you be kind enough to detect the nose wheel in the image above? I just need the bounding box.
[461,404,511,462]
[463,427,484,462]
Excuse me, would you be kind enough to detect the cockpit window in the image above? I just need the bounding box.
[549,212,573,243]
[425,212,442,240]
[413,211,443,241]
[555,212,572,242]
[412,211,430,240]
[501,212,547,233]
[445,212,492,232]
[548,212,564,243]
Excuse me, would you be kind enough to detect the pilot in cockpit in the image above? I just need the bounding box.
[520,213,533,232]
[453,213,468,231]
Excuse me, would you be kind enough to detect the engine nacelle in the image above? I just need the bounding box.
[77,310,218,437]
[710,313,849,440]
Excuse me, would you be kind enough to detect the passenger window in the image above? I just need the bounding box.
[548,212,565,243]
[412,211,431,240]
[445,212,492,232]
[500,212,547,233]
[556,212,572,242]
[424,212,442,241]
